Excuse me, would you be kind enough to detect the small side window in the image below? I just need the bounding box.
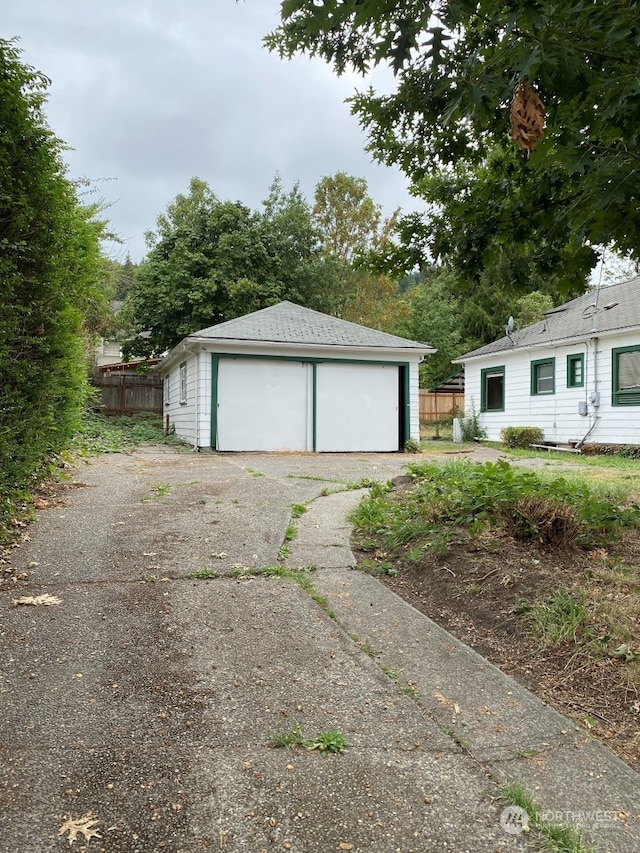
[179,362,187,404]
[531,358,555,395]
[164,373,171,405]
[567,354,584,388]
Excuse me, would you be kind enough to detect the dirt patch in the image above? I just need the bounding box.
[353,491,640,772]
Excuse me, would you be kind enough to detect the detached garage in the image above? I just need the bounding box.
[159,302,434,452]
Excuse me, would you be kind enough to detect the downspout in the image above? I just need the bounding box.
[576,334,600,449]
[575,278,603,451]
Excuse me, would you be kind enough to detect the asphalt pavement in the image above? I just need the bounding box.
[1,447,638,853]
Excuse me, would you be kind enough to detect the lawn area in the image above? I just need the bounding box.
[350,455,640,771]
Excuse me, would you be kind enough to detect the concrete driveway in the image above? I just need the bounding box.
[1,448,638,852]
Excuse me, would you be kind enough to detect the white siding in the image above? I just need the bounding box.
[164,356,197,446]
[463,331,640,445]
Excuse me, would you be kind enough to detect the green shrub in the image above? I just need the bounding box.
[459,406,486,442]
[500,426,544,448]
[581,443,640,459]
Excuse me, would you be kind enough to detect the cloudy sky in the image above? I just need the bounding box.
[5,1,421,262]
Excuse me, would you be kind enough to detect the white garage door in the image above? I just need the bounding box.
[216,359,312,451]
[316,362,399,452]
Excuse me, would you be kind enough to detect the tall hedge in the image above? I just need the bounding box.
[0,39,103,529]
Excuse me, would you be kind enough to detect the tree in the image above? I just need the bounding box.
[0,39,106,522]
[268,2,640,261]
[125,176,330,357]
[314,171,396,265]
[312,172,404,331]
[411,145,596,297]
[398,269,464,388]
[514,291,554,329]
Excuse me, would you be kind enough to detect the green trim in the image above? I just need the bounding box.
[566,353,584,388]
[403,365,411,443]
[612,344,640,406]
[530,357,555,396]
[480,365,505,412]
[210,355,219,449]
[312,362,317,452]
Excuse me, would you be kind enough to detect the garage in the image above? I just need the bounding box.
[159,302,433,452]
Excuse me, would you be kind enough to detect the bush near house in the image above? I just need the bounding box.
[581,444,640,459]
[501,426,544,448]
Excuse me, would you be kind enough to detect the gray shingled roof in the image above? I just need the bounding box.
[456,276,640,362]
[189,301,434,351]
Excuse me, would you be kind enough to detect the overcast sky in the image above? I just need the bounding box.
[5,0,422,262]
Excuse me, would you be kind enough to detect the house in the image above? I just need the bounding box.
[158,301,434,452]
[453,275,640,446]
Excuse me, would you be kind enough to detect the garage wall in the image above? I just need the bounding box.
[164,356,196,444]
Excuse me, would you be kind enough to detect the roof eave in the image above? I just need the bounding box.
[454,323,640,363]
[158,335,434,371]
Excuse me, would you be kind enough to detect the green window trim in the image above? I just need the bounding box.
[530,357,555,396]
[566,353,584,388]
[612,344,640,406]
[480,365,505,412]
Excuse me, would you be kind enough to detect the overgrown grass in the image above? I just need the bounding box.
[71,411,190,455]
[350,459,640,553]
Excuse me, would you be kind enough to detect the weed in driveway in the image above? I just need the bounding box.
[500,782,592,852]
[269,726,347,755]
[305,730,347,755]
[270,725,304,749]
[188,567,220,580]
[277,543,291,561]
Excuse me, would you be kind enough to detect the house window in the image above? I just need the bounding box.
[481,366,505,412]
[164,373,170,405]
[612,345,640,406]
[567,353,584,388]
[531,358,555,395]
[179,362,187,404]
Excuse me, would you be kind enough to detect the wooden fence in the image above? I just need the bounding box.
[419,389,464,422]
[90,374,164,416]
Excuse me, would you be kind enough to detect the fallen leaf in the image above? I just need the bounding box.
[58,812,101,845]
[12,594,62,607]
[339,844,354,851]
